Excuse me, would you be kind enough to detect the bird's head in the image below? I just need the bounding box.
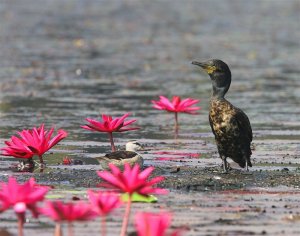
[125,140,143,152]
[192,59,231,98]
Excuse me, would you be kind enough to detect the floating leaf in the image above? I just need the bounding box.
[121,192,158,203]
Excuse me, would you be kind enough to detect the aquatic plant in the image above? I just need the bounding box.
[97,163,168,236]
[1,124,68,166]
[0,173,179,236]
[134,212,183,236]
[81,113,139,152]
[152,96,200,134]
[40,200,98,236]
[88,190,122,236]
[0,177,49,236]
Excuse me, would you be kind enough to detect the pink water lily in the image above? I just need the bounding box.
[97,163,167,196]
[97,163,167,236]
[1,124,68,165]
[135,212,183,236]
[152,96,200,114]
[81,113,139,151]
[0,177,49,214]
[88,190,121,216]
[40,200,98,236]
[152,96,200,135]
[88,190,122,236]
[0,177,49,236]
[40,200,97,222]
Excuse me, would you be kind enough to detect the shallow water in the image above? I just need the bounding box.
[0,0,300,235]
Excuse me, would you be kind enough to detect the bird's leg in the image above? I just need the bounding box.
[245,160,249,172]
[221,156,228,173]
[241,150,250,172]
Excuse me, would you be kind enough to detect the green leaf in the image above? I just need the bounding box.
[46,194,64,199]
[121,192,158,203]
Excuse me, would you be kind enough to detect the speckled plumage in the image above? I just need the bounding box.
[103,151,137,160]
[192,59,253,172]
[209,98,252,168]
[96,151,144,170]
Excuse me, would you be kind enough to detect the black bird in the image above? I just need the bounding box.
[192,59,252,172]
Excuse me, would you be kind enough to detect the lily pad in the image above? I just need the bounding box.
[46,194,65,199]
[121,192,158,203]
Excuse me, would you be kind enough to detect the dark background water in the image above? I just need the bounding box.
[0,0,300,167]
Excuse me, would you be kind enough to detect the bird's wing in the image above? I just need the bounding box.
[209,114,217,136]
[234,109,253,142]
[104,151,137,160]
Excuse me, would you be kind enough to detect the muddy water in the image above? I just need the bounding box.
[0,0,300,235]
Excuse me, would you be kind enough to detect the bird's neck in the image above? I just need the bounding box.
[210,73,231,100]
[212,86,229,100]
[126,147,138,153]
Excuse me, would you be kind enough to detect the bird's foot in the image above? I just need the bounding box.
[221,162,231,173]
[242,161,252,174]
[241,169,252,175]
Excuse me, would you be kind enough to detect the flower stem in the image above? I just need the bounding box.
[120,195,132,236]
[101,216,106,236]
[38,155,44,164]
[17,213,24,236]
[68,223,74,236]
[54,223,62,236]
[108,132,116,152]
[38,155,46,171]
[174,112,179,137]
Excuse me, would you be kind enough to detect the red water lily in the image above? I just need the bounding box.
[88,190,122,236]
[1,124,68,165]
[97,163,167,236]
[88,190,121,216]
[0,177,49,215]
[62,157,73,165]
[81,113,139,152]
[40,200,98,236]
[97,163,167,196]
[40,200,97,222]
[135,212,183,236]
[0,177,49,236]
[152,96,200,135]
[152,96,200,114]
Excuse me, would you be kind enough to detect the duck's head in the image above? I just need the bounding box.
[125,141,143,152]
[192,59,231,98]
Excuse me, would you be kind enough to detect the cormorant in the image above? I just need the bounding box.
[96,141,144,169]
[192,59,252,172]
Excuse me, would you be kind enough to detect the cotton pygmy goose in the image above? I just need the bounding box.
[96,141,144,170]
[192,59,253,172]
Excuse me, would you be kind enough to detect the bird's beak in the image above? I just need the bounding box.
[191,61,207,68]
[192,61,216,74]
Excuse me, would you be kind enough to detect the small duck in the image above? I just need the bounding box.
[96,141,144,170]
